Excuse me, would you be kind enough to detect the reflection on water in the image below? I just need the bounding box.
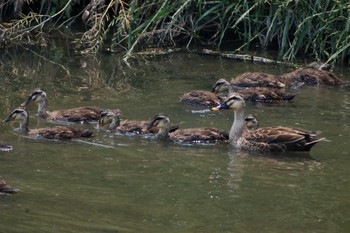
[1,45,350,232]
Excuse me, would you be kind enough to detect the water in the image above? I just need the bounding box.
[1,47,350,233]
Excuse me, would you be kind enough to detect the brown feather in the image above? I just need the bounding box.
[231,72,286,89]
[0,180,20,194]
[180,90,221,107]
[279,68,345,88]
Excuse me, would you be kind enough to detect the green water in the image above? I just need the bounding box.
[0,49,350,233]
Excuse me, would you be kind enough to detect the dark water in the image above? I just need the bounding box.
[1,47,350,233]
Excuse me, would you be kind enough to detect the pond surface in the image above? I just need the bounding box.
[0,46,350,233]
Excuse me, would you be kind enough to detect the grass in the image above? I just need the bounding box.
[0,0,349,65]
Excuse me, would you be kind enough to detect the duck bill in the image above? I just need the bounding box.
[3,114,14,123]
[21,96,33,107]
[211,102,229,111]
[143,123,158,133]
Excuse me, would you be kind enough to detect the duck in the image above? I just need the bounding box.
[211,94,325,152]
[230,72,286,89]
[143,113,228,143]
[0,180,20,194]
[279,64,347,89]
[3,108,93,140]
[212,78,296,102]
[245,114,259,131]
[98,109,180,134]
[180,89,222,108]
[20,88,121,123]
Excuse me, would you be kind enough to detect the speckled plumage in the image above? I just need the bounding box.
[99,110,180,134]
[21,88,120,123]
[145,113,228,143]
[212,78,296,103]
[212,94,325,152]
[3,108,93,140]
[180,90,222,108]
[0,180,20,194]
[279,68,346,89]
[230,72,286,89]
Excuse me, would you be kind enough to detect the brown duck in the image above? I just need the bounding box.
[21,88,120,123]
[212,78,296,102]
[98,109,179,134]
[180,90,222,108]
[279,64,347,89]
[0,180,20,194]
[212,94,325,152]
[230,72,286,89]
[144,113,228,143]
[3,108,93,140]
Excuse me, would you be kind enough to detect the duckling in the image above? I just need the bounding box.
[212,94,325,152]
[245,114,259,131]
[98,109,180,135]
[180,90,222,108]
[3,108,93,140]
[0,180,20,194]
[279,65,347,89]
[144,113,228,143]
[21,88,121,123]
[230,72,286,89]
[212,78,296,102]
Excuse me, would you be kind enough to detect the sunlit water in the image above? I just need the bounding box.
[0,46,350,233]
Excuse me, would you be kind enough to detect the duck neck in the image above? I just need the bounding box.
[229,108,245,144]
[38,99,49,118]
[156,124,171,139]
[19,116,30,134]
[108,117,120,131]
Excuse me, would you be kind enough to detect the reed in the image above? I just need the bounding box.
[0,0,349,65]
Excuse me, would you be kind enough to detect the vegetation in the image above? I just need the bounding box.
[0,0,349,65]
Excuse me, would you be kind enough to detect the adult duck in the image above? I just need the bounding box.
[21,88,120,123]
[98,109,179,134]
[211,94,325,152]
[143,113,228,143]
[3,108,93,140]
[212,79,296,102]
[279,64,347,89]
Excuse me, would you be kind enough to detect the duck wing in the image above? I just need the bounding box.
[180,90,221,108]
[280,68,345,88]
[237,87,297,102]
[245,127,324,151]
[170,128,228,143]
[231,72,285,89]
[119,120,149,134]
[50,107,121,122]
[31,126,93,140]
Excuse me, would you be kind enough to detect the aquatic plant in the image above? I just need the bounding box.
[0,0,349,65]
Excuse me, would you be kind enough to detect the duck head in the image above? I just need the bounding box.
[98,110,121,131]
[3,108,28,123]
[21,88,47,107]
[143,113,170,133]
[211,94,245,111]
[212,78,232,95]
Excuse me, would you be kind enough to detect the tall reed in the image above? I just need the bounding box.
[0,0,349,65]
